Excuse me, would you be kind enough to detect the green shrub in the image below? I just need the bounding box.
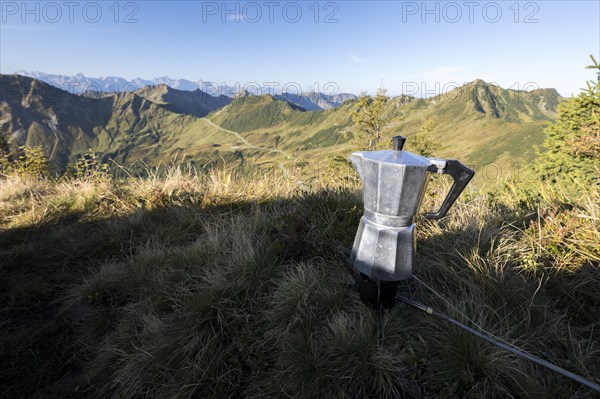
[0,145,50,178]
[65,149,111,180]
[535,55,600,188]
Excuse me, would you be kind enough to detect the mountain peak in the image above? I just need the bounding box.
[234,89,253,99]
[466,78,490,86]
[437,78,563,121]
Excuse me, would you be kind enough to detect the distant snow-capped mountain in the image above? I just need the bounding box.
[13,71,357,110]
[276,92,357,110]
[14,71,215,94]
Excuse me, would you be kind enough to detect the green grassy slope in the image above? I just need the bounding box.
[0,74,112,167]
[209,94,306,132]
[206,80,560,175]
[0,75,241,168]
[387,81,561,173]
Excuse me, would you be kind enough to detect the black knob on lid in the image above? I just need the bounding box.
[392,136,406,151]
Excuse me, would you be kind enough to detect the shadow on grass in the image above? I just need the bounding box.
[0,188,363,398]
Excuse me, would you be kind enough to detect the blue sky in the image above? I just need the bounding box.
[1,1,599,96]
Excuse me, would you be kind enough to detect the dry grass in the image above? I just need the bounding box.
[1,165,598,398]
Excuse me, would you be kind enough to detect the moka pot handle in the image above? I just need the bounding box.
[426,160,475,220]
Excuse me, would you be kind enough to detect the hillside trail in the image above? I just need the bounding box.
[202,117,297,176]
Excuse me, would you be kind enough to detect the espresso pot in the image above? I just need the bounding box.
[349,136,475,307]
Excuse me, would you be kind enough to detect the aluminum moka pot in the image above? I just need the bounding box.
[350,136,474,307]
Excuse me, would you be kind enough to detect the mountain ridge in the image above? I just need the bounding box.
[1,74,562,175]
[134,84,232,118]
[14,71,358,111]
